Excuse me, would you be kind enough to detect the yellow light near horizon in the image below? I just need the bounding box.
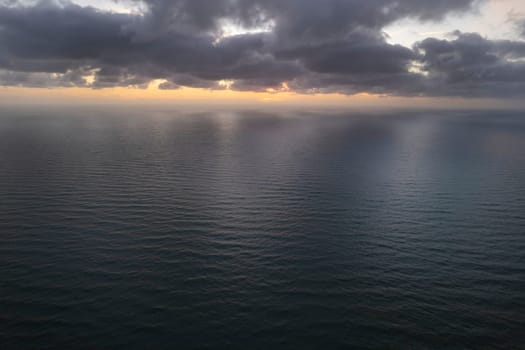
[0,83,357,104]
[0,84,522,110]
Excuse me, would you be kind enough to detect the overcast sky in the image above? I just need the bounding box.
[1,0,525,103]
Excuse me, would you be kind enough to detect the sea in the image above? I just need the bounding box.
[1,106,524,349]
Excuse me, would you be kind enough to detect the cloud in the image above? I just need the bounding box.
[276,30,416,75]
[1,0,525,97]
[519,19,525,38]
[416,31,525,96]
[0,68,90,87]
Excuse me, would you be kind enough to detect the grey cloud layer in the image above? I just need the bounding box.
[1,0,525,97]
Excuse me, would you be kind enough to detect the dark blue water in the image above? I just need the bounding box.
[1,107,525,349]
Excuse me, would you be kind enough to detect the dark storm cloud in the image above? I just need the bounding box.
[0,68,89,87]
[1,0,525,97]
[416,31,525,97]
[276,30,416,75]
[135,0,477,38]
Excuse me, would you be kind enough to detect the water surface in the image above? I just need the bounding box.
[1,107,524,349]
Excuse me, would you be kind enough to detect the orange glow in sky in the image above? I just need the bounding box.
[2,84,522,110]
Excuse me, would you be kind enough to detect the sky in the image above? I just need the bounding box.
[0,0,525,107]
